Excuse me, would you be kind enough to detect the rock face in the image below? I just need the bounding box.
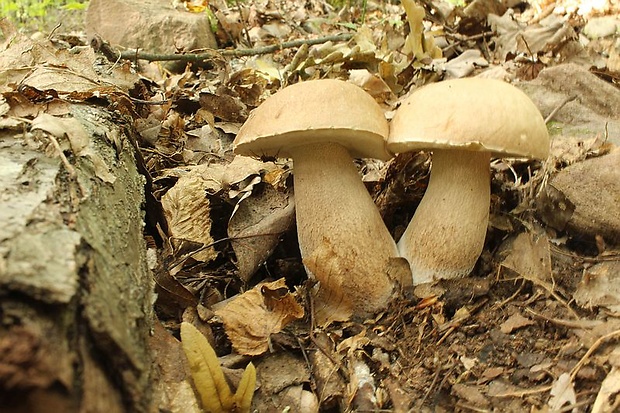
[86,0,217,59]
[538,148,620,245]
[519,64,620,147]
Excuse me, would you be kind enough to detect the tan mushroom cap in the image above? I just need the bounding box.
[388,78,549,159]
[234,79,391,161]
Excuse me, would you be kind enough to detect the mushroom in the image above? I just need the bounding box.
[388,78,549,284]
[234,79,405,319]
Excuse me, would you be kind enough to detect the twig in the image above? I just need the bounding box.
[93,33,355,64]
[524,308,603,330]
[309,334,349,381]
[419,361,443,407]
[234,0,252,47]
[169,231,288,267]
[545,95,577,124]
[47,22,61,40]
[46,134,77,180]
[493,384,553,398]
[442,31,495,53]
[570,328,620,381]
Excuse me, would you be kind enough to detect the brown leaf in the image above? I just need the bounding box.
[214,278,304,355]
[228,185,295,282]
[574,261,620,313]
[501,230,552,284]
[161,165,223,264]
[31,113,115,183]
[500,313,535,334]
[199,92,248,123]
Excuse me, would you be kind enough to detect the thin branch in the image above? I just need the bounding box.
[545,95,577,124]
[570,329,620,381]
[93,33,355,64]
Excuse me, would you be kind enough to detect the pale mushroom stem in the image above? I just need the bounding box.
[398,149,491,284]
[288,142,401,316]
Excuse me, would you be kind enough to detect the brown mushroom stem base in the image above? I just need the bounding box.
[398,149,490,284]
[289,142,401,320]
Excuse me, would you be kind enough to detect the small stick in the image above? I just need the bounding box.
[570,328,620,381]
[233,0,252,47]
[545,95,577,124]
[93,33,355,63]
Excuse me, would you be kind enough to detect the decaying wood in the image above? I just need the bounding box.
[0,105,155,413]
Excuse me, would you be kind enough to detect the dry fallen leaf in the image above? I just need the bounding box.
[180,322,256,413]
[501,230,552,283]
[149,322,202,413]
[500,312,535,334]
[548,373,576,412]
[161,168,220,264]
[303,238,355,325]
[592,347,620,413]
[228,185,295,282]
[213,278,304,355]
[574,261,620,313]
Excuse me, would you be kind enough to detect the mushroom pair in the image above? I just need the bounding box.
[234,77,549,315]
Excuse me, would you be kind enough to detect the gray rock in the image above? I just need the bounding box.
[518,63,620,146]
[583,16,619,39]
[86,0,217,70]
[538,148,620,245]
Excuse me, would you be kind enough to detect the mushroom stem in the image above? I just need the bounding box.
[289,142,401,316]
[398,149,491,284]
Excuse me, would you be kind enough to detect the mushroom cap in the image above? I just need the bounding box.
[388,78,549,159]
[234,79,391,160]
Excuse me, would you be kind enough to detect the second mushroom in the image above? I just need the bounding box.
[389,78,550,285]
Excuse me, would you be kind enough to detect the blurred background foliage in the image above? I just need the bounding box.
[0,0,88,33]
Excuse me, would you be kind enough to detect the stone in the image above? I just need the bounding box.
[86,0,217,70]
[518,63,620,146]
[583,16,620,39]
[538,149,620,245]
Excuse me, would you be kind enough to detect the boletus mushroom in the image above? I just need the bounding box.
[234,79,406,320]
[388,78,549,284]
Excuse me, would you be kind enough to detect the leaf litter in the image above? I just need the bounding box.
[2,0,620,411]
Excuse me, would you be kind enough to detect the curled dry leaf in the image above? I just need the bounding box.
[213,278,304,356]
[488,11,574,61]
[305,241,410,326]
[574,260,620,313]
[161,166,222,264]
[224,156,294,281]
[180,322,256,413]
[198,92,248,123]
[592,347,620,413]
[548,373,576,412]
[228,185,295,283]
[500,312,535,334]
[348,69,394,102]
[500,230,552,284]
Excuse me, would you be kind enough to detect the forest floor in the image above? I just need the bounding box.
[2,0,620,411]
